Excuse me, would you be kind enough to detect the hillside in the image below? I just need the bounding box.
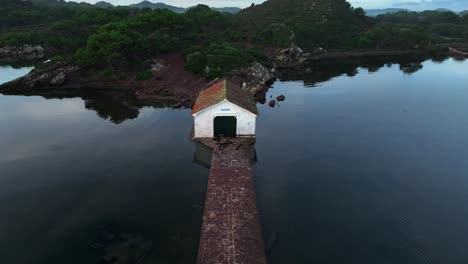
[3,0,466,77]
[375,10,468,42]
[211,7,241,14]
[2,0,468,100]
[232,0,373,50]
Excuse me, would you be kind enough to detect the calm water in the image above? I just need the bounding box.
[0,65,34,84]
[0,67,208,263]
[1,58,468,263]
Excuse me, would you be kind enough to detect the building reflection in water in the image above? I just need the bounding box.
[193,141,258,168]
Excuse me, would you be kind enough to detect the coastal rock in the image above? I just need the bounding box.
[226,61,276,102]
[37,73,53,85]
[248,62,273,84]
[275,45,309,66]
[276,95,285,101]
[312,47,327,54]
[0,62,78,93]
[248,84,266,97]
[150,59,165,73]
[0,45,47,62]
[269,100,276,108]
[50,72,66,86]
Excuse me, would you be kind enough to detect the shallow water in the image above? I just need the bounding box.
[1,58,468,263]
[0,65,34,84]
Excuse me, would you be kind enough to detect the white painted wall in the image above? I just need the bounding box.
[193,100,256,138]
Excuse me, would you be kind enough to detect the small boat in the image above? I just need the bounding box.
[449,47,468,57]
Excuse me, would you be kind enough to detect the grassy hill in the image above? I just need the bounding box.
[231,0,373,50]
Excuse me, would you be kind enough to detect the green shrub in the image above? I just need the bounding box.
[254,23,292,47]
[185,52,207,75]
[207,54,244,69]
[430,23,468,38]
[136,70,153,80]
[185,43,253,79]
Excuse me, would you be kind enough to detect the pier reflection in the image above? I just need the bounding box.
[193,139,258,168]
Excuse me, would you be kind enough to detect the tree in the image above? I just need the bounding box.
[76,25,134,68]
[461,14,468,25]
[354,7,366,17]
[463,31,468,41]
[185,52,207,74]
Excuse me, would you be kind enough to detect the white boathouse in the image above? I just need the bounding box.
[192,79,258,138]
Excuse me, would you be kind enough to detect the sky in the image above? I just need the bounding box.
[77,0,468,11]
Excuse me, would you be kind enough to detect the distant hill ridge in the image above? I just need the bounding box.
[129,1,186,13]
[96,0,241,13]
[25,0,467,16]
[365,7,468,17]
[28,0,241,13]
[94,1,114,8]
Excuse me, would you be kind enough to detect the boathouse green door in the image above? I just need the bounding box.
[214,116,237,137]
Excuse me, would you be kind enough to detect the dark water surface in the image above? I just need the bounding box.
[0,76,208,263]
[255,58,468,264]
[1,58,468,263]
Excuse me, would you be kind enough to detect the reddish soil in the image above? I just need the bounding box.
[128,53,209,107]
[449,47,468,56]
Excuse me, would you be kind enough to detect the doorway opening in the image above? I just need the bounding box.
[214,116,237,137]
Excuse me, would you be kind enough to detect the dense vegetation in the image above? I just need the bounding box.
[354,10,468,49]
[230,0,373,49]
[1,1,251,77]
[2,0,468,78]
[73,5,263,77]
[0,0,139,55]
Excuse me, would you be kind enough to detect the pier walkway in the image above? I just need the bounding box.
[196,138,267,264]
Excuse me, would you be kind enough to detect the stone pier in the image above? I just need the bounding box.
[196,138,267,264]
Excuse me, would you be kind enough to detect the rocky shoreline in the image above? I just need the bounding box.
[0,46,457,109]
[0,52,278,108]
[0,62,128,92]
[0,45,49,62]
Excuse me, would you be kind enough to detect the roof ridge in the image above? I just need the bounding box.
[223,80,227,100]
[192,79,258,116]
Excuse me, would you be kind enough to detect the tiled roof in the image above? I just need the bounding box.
[192,79,258,116]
